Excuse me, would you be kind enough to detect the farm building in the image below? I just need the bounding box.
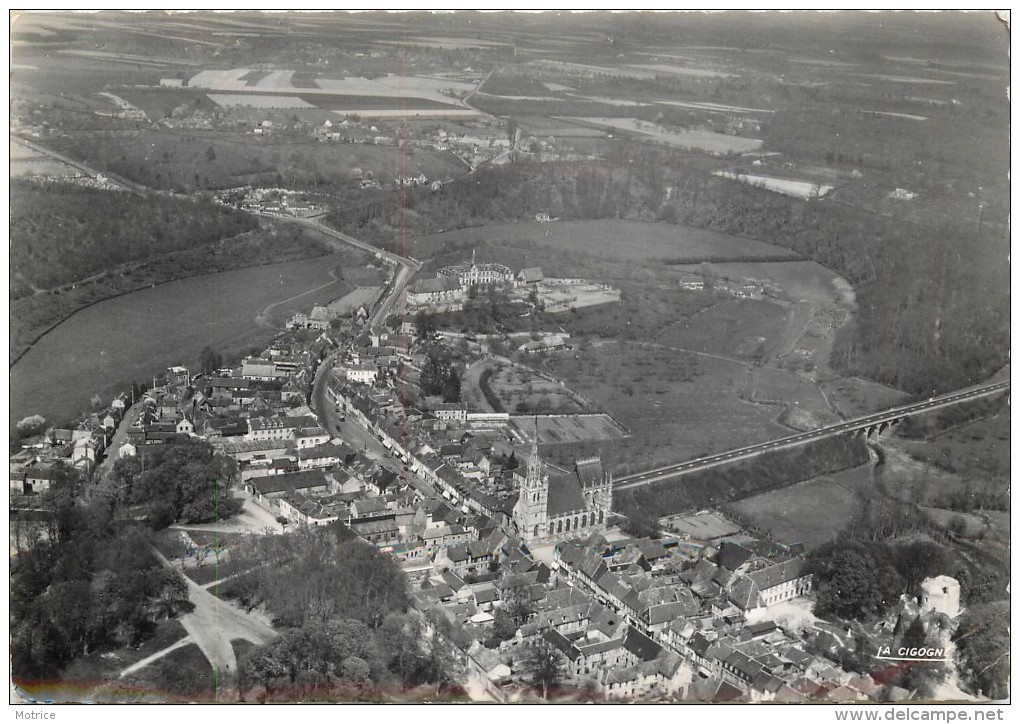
[407,276,464,306]
[518,334,571,354]
[518,267,544,284]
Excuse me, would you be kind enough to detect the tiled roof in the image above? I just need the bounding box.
[546,472,586,516]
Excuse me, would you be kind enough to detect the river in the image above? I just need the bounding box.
[10,256,351,426]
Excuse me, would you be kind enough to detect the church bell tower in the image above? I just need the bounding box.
[513,421,548,545]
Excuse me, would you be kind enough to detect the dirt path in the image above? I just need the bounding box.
[153,549,278,702]
[117,635,194,679]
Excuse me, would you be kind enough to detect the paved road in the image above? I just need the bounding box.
[95,399,146,482]
[154,549,278,702]
[615,380,1011,490]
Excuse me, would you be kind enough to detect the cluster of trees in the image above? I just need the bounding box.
[218,528,462,700]
[477,368,505,412]
[108,440,240,528]
[621,509,662,539]
[10,180,256,297]
[11,466,193,682]
[419,349,461,403]
[197,346,223,375]
[615,435,870,522]
[805,539,966,621]
[953,603,1010,701]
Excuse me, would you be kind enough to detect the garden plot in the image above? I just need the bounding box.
[208,94,316,109]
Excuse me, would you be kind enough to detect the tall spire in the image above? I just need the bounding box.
[527,415,541,482]
[472,248,476,266]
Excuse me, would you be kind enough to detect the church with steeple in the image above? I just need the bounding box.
[511,432,613,548]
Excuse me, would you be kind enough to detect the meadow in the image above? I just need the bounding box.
[542,340,790,473]
[412,219,797,266]
[11,254,377,426]
[727,463,876,550]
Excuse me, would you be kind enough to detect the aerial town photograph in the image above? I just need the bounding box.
[7,9,1011,714]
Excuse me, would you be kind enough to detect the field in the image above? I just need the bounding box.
[11,254,381,425]
[511,414,628,445]
[543,340,790,473]
[748,367,842,430]
[10,139,84,178]
[658,298,790,362]
[899,412,1010,481]
[208,93,317,109]
[727,462,876,550]
[562,117,762,154]
[412,219,798,266]
[820,376,914,418]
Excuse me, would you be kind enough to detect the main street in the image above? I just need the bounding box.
[614,380,1011,490]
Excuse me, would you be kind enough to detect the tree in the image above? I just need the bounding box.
[519,641,566,699]
[16,415,47,439]
[443,367,461,403]
[806,541,905,620]
[491,585,534,643]
[197,346,222,375]
[340,656,371,684]
[622,509,661,539]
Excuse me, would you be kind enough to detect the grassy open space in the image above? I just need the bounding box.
[57,618,190,691]
[112,643,215,702]
[727,463,876,550]
[541,340,789,473]
[899,412,1010,481]
[412,219,799,266]
[658,297,790,362]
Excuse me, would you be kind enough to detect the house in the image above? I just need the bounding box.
[346,364,378,385]
[296,427,330,449]
[297,443,348,470]
[407,276,463,306]
[728,558,812,612]
[14,465,62,495]
[245,469,330,506]
[434,404,467,423]
[278,491,340,527]
[518,267,544,284]
[678,274,705,291]
[351,517,400,545]
[246,415,316,442]
[176,417,195,435]
[351,497,390,519]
